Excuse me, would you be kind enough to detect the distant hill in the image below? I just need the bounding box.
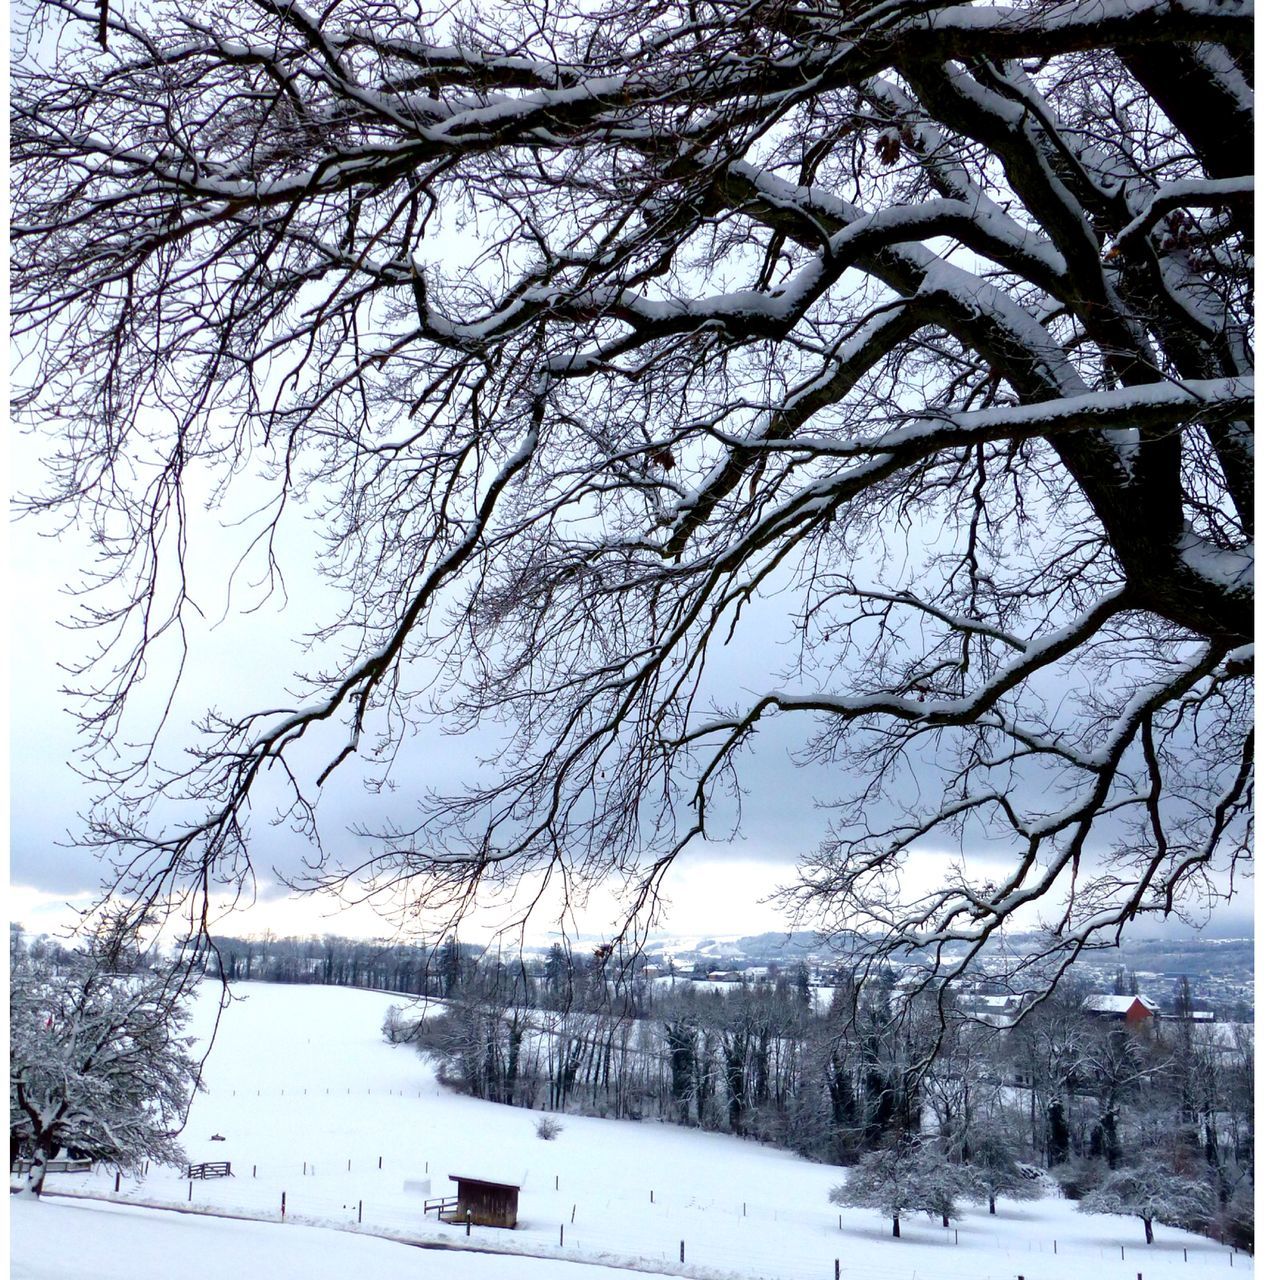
[730,931,831,961]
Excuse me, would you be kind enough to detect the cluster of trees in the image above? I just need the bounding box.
[829,1134,1228,1245]
[831,1135,1035,1238]
[387,951,1253,1248]
[9,920,203,1197]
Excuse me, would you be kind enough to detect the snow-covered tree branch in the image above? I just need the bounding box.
[11,1,1252,992]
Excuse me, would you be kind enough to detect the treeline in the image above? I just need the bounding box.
[191,932,478,995]
[388,949,1253,1250]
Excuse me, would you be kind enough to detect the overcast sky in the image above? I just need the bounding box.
[8,462,1255,952]
[5,458,820,943]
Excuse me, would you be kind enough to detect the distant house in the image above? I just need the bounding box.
[449,1174,521,1228]
[1082,994,1159,1026]
[1163,1007,1215,1023]
[953,992,1032,1026]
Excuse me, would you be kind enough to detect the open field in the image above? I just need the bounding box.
[13,981,1253,1280]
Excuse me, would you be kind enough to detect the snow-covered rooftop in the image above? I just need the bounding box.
[1082,994,1159,1014]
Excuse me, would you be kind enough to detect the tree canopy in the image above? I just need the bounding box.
[830,1138,968,1236]
[1080,1155,1216,1244]
[11,1,1253,984]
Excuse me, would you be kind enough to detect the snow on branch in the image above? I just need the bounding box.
[10,0,1253,989]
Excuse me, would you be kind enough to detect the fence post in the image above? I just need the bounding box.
[1122,1246,1126,1261]
[466,1209,472,1237]
[358,1200,363,1224]
[839,1215,842,1230]
[114,1170,121,1193]
[560,1225,564,1247]
[378,1155,383,1169]
[835,1261,840,1280]
[571,1203,577,1223]
[281,1192,286,1221]
[188,1181,193,1202]
[680,1241,685,1264]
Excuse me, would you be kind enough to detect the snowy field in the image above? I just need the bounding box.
[12,981,1253,1280]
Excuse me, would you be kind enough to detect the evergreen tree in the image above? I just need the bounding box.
[1047,1097,1071,1167]
[794,963,812,1012]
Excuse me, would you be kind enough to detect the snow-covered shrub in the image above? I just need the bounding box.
[1213,1173,1254,1252]
[381,1005,416,1045]
[535,1115,565,1140]
[1055,1156,1108,1202]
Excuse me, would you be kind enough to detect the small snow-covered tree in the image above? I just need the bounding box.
[1080,1156,1215,1244]
[830,1139,966,1237]
[9,928,202,1196]
[919,1156,971,1231]
[967,1127,1045,1216]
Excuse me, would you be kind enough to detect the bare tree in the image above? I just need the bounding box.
[11,2,1252,989]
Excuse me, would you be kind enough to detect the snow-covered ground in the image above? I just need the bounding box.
[9,1198,680,1280]
[12,981,1252,1280]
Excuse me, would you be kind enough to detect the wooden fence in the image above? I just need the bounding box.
[422,1195,459,1221]
[11,1158,92,1175]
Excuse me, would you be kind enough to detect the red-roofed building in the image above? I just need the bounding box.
[1082,993,1159,1027]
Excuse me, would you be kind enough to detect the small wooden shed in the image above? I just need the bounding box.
[449,1173,520,1229]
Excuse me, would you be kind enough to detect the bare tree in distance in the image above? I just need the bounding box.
[11,2,1252,1002]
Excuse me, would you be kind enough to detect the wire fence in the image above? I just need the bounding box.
[54,1162,1250,1280]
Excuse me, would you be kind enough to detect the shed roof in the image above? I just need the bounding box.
[449,1173,523,1191]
